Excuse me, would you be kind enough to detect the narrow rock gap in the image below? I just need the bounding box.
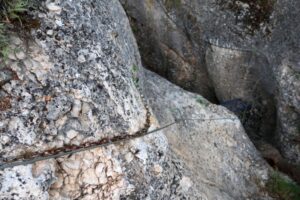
[121,1,300,185]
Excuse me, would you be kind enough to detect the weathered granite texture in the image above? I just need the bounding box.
[121,0,300,164]
[121,0,217,102]
[0,0,149,198]
[143,69,272,200]
[0,0,146,160]
[205,46,277,143]
[0,0,274,199]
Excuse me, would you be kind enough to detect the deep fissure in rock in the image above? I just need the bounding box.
[121,0,292,177]
[126,13,277,149]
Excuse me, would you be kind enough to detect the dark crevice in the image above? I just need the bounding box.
[121,0,300,186]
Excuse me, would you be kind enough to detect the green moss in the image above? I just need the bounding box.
[165,0,181,9]
[267,171,300,200]
[1,0,29,22]
[217,0,276,35]
[0,23,9,58]
[131,64,140,87]
[295,73,300,80]
[0,0,34,59]
[196,96,209,107]
[132,64,138,73]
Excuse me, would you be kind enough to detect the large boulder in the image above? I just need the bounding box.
[205,46,277,143]
[0,0,150,198]
[121,0,300,164]
[143,69,271,199]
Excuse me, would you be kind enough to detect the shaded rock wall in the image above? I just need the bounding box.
[121,0,300,164]
[143,69,271,199]
[121,0,217,101]
[205,46,277,143]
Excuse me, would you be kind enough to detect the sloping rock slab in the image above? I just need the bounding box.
[143,69,272,200]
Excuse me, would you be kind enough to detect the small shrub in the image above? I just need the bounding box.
[165,0,181,9]
[267,171,300,200]
[0,0,32,59]
[1,0,29,22]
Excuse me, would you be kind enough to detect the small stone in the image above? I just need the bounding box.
[81,102,91,114]
[47,30,54,36]
[87,187,93,195]
[95,163,105,176]
[11,36,22,45]
[55,140,64,148]
[70,139,81,146]
[31,59,42,69]
[125,152,134,163]
[66,129,79,139]
[77,55,86,63]
[106,163,118,179]
[50,174,64,189]
[7,53,17,60]
[16,51,26,60]
[64,138,70,144]
[112,159,122,173]
[47,135,54,141]
[98,172,107,185]
[49,190,60,198]
[82,168,98,185]
[71,100,82,117]
[0,69,14,86]
[179,176,192,192]
[153,164,163,175]
[46,3,62,13]
[55,19,63,27]
[23,59,33,69]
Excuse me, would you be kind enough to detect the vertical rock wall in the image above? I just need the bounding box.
[121,0,300,164]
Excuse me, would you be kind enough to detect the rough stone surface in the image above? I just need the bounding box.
[0,0,274,199]
[121,0,217,101]
[143,70,271,200]
[0,164,54,199]
[0,0,149,199]
[121,0,300,164]
[0,0,146,160]
[276,59,300,163]
[205,46,277,143]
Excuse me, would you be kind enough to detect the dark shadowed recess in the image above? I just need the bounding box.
[120,0,300,183]
[216,0,276,35]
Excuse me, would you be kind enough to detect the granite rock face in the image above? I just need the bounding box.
[143,70,272,200]
[121,0,300,164]
[205,46,277,144]
[120,0,217,102]
[0,0,149,198]
[276,59,300,164]
[0,0,273,199]
[0,0,147,160]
